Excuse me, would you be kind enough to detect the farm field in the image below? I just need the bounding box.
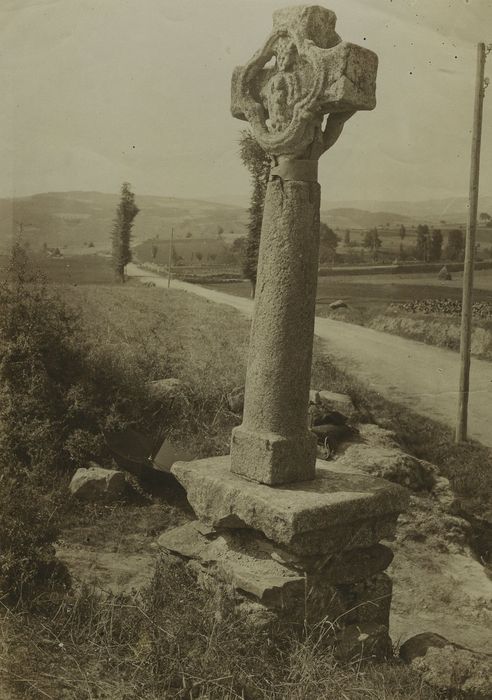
[206,270,492,303]
[204,269,492,322]
[0,252,116,285]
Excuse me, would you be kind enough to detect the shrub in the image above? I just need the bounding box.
[0,460,68,603]
[0,244,164,475]
[0,246,165,600]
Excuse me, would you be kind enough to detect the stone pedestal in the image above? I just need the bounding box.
[159,457,409,659]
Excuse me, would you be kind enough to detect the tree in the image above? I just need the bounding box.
[445,229,465,261]
[111,182,139,282]
[479,212,491,221]
[151,244,159,261]
[232,236,246,255]
[399,224,406,256]
[319,222,339,263]
[239,131,270,297]
[363,228,381,261]
[186,232,192,238]
[344,229,351,246]
[217,225,224,239]
[429,229,443,262]
[415,224,430,262]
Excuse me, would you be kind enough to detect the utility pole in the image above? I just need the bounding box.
[167,227,174,289]
[456,42,489,443]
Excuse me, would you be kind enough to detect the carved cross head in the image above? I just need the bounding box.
[231,5,378,160]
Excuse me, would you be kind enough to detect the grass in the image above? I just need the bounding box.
[1,553,440,700]
[1,256,490,697]
[38,266,492,524]
[59,273,492,535]
[0,253,116,285]
[63,282,249,457]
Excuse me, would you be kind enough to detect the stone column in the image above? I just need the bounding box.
[231,177,320,484]
[229,5,378,485]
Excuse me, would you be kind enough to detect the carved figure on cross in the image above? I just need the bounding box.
[232,5,377,163]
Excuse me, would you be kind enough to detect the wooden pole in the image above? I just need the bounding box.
[167,227,174,289]
[456,42,487,443]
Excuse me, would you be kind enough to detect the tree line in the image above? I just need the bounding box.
[110,138,479,285]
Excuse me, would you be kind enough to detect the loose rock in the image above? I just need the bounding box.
[148,378,184,402]
[400,633,492,699]
[318,390,356,418]
[69,465,125,501]
[330,299,348,309]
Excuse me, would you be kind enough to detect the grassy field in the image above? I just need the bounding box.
[207,271,492,311]
[8,252,490,513]
[0,252,116,285]
[2,253,491,698]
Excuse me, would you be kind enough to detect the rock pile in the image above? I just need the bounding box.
[160,454,408,660]
[390,299,492,319]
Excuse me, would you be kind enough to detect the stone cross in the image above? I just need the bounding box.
[230,6,377,485]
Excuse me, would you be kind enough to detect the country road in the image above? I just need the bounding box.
[127,264,492,448]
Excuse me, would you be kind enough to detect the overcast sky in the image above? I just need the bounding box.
[1,0,491,204]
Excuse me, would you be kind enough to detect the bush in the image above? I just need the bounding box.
[0,460,69,603]
[0,246,165,601]
[0,245,164,475]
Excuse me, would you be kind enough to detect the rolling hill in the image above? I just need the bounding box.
[0,191,249,253]
[2,190,486,255]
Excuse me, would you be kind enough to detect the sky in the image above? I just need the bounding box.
[1,0,492,204]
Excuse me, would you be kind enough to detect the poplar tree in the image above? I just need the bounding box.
[239,131,270,297]
[111,182,139,282]
[415,224,430,262]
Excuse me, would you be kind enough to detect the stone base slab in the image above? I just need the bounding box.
[230,426,317,485]
[158,521,392,629]
[171,456,409,555]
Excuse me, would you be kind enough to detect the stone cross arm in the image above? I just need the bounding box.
[231,5,378,159]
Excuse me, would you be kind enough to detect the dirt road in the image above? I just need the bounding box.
[128,264,492,448]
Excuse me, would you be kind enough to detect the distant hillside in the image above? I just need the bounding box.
[0,191,249,253]
[2,190,489,255]
[321,207,416,230]
[322,196,492,222]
